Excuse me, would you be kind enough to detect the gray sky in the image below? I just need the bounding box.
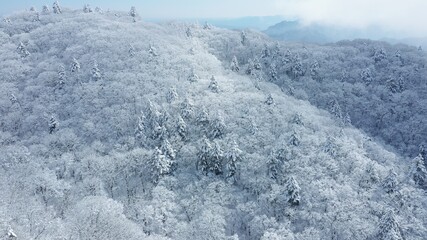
[1,0,426,37]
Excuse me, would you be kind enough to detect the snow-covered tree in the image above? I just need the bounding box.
[48,115,58,134]
[261,44,271,58]
[412,154,427,188]
[225,141,242,183]
[186,27,193,38]
[17,42,30,58]
[175,116,187,142]
[135,111,146,141]
[286,176,301,206]
[70,58,80,72]
[291,113,304,125]
[129,44,136,57]
[57,65,66,89]
[209,75,219,93]
[268,155,280,181]
[203,21,212,30]
[148,44,158,57]
[180,97,194,119]
[9,93,18,105]
[188,68,199,82]
[241,30,247,45]
[361,68,372,85]
[209,113,226,139]
[129,6,137,18]
[42,5,50,14]
[53,1,62,14]
[329,99,343,120]
[376,210,404,240]
[265,94,274,105]
[289,130,300,146]
[269,62,278,82]
[197,136,213,175]
[91,61,101,81]
[166,86,178,103]
[150,147,172,183]
[95,7,103,13]
[382,170,398,194]
[196,106,209,126]
[374,48,387,63]
[83,4,92,13]
[210,141,224,175]
[161,139,176,161]
[231,56,240,72]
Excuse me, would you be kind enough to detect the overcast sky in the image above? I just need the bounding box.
[1,0,426,37]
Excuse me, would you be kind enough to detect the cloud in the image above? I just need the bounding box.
[275,0,427,37]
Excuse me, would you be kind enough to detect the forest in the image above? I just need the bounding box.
[0,3,426,240]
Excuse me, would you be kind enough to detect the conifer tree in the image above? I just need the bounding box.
[231,56,240,72]
[268,155,280,181]
[148,44,158,57]
[412,154,427,188]
[176,116,187,141]
[129,44,136,57]
[71,58,80,72]
[186,27,193,38]
[91,61,101,81]
[53,1,62,14]
[17,42,30,58]
[129,6,137,18]
[161,139,176,161]
[210,141,223,175]
[209,113,226,139]
[361,68,372,85]
[286,176,301,206]
[377,210,404,240]
[265,94,274,105]
[83,4,92,13]
[382,170,398,194]
[198,136,212,175]
[209,75,219,93]
[329,99,343,120]
[291,113,304,125]
[269,62,278,82]
[42,5,50,14]
[181,97,194,119]
[188,68,199,82]
[225,141,242,183]
[166,86,178,103]
[49,115,58,134]
[196,106,209,126]
[135,111,146,141]
[240,30,247,45]
[57,65,66,89]
[261,44,271,58]
[150,147,172,183]
[289,131,300,146]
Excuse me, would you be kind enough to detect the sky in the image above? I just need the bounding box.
[1,0,426,37]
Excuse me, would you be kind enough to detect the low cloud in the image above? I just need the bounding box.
[276,0,427,37]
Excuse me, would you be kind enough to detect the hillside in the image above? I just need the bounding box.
[1,4,427,240]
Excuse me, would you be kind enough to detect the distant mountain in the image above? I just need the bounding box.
[147,15,287,31]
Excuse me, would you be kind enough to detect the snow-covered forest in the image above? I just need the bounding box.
[1,3,427,240]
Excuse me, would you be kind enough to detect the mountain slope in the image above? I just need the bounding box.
[0,6,427,240]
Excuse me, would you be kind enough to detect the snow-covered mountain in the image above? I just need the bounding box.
[1,4,427,240]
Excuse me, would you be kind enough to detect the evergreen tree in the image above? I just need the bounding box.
[53,1,62,14]
[95,7,103,13]
[42,5,50,14]
[203,21,212,30]
[249,118,258,135]
[180,97,194,119]
[286,177,301,206]
[129,44,136,57]
[91,61,101,81]
[374,48,387,63]
[176,116,187,141]
[268,155,280,181]
[344,112,352,126]
[240,30,247,45]
[57,65,66,89]
[246,59,255,75]
[209,113,226,139]
[148,44,158,57]
[261,43,271,58]
[265,94,274,105]
[269,62,278,82]
[291,113,304,125]
[210,141,223,175]
[129,6,137,18]
[382,170,398,194]
[186,27,193,38]
[135,111,146,142]
[49,115,58,134]
[17,42,30,58]
[198,136,212,175]
[150,147,172,183]
[231,56,240,72]
[166,86,178,103]
[290,58,304,79]
[9,93,18,105]
[196,106,209,126]
[361,68,373,85]
[30,6,36,11]
[225,141,242,183]
[209,75,219,93]
[188,68,199,82]
[289,131,300,147]
[323,136,337,157]
[71,58,80,72]
[412,154,427,188]
[329,99,343,120]
[83,4,92,13]
[161,139,176,161]
[377,210,404,240]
